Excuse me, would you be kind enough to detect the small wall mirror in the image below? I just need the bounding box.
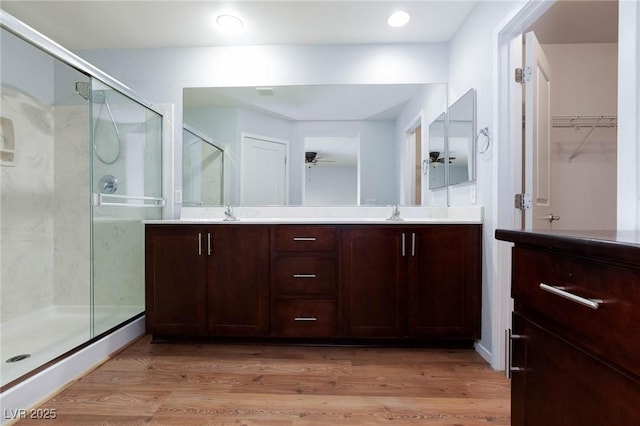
[182,125,224,206]
[427,113,446,189]
[448,88,476,186]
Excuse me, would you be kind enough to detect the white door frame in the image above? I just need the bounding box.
[494,0,640,371]
[403,111,424,205]
[240,132,290,205]
[492,0,554,371]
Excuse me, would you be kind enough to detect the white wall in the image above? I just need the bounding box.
[543,43,617,231]
[447,0,526,365]
[617,0,640,229]
[305,166,357,205]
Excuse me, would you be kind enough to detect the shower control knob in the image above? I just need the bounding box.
[99,175,118,194]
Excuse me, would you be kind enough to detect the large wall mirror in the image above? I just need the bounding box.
[183,83,447,206]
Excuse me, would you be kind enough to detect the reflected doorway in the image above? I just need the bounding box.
[406,118,423,205]
[303,136,359,205]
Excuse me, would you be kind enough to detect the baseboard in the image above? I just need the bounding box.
[0,316,145,425]
[474,340,495,368]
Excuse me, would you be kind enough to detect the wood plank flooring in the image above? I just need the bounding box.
[17,336,510,425]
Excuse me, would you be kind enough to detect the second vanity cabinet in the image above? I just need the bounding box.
[342,225,481,339]
[146,222,481,342]
[496,230,640,425]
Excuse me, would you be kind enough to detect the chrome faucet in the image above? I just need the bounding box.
[387,204,403,221]
[223,205,238,221]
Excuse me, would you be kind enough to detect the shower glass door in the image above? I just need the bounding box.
[1,28,92,387]
[90,79,162,336]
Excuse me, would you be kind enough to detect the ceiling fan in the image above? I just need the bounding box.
[305,151,335,166]
[429,151,456,164]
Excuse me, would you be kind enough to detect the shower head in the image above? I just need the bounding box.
[75,81,105,103]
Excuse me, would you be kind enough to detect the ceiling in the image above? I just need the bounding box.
[0,1,618,50]
[0,1,477,49]
[527,0,618,44]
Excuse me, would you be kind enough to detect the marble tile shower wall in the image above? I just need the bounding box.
[1,86,57,322]
[53,104,90,307]
[0,87,99,322]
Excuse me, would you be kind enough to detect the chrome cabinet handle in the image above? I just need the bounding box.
[293,237,316,241]
[207,233,212,256]
[293,274,317,278]
[539,283,602,310]
[198,233,202,256]
[294,317,317,321]
[401,233,406,257]
[506,329,526,379]
[411,232,416,257]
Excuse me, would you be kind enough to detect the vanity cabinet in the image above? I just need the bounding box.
[496,230,640,425]
[270,225,339,337]
[145,224,269,338]
[341,225,481,339]
[146,222,481,343]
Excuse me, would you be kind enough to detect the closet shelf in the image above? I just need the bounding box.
[552,114,617,129]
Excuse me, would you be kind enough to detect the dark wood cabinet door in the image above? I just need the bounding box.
[409,225,481,338]
[512,314,640,426]
[145,225,207,336]
[207,226,270,336]
[342,227,408,337]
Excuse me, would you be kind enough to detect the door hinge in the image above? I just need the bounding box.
[515,193,532,210]
[515,66,532,84]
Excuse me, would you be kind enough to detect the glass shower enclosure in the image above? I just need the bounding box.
[0,21,163,389]
[182,125,224,207]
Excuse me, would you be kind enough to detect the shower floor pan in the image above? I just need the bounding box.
[0,305,142,388]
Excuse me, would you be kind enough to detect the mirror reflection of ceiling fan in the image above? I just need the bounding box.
[429,151,455,164]
[305,151,336,166]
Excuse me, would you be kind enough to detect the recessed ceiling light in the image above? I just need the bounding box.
[388,11,410,28]
[216,14,244,34]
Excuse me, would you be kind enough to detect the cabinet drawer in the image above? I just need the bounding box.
[273,299,337,337]
[273,226,337,252]
[512,247,640,377]
[273,257,336,296]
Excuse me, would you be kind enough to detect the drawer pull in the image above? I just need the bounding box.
[505,329,526,378]
[293,274,317,278]
[293,237,316,241]
[539,283,603,310]
[294,317,317,321]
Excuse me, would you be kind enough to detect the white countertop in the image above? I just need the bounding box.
[145,205,483,225]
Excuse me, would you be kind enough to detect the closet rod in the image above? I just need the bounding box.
[552,114,617,129]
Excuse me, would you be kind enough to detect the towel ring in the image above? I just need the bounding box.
[476,127,490,154]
